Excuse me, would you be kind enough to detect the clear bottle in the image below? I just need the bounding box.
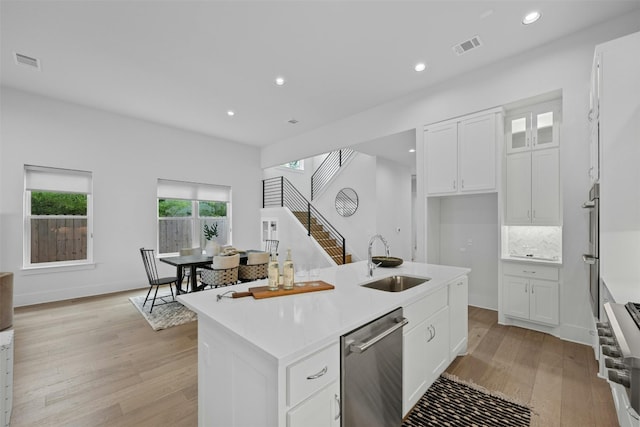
[283,249,295,290]
[268,252,279,291]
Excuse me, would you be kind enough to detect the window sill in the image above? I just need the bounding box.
[21,262,97,275]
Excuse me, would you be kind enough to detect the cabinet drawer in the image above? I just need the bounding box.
[287,343,339,407]
[503,263,558,281]
[404,286,448,330]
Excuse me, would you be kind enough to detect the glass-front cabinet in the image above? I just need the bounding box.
[506,101,560,154]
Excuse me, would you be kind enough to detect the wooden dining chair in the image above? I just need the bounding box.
[140,248,179,313]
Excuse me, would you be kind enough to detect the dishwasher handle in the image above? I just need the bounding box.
[349,317,408,354]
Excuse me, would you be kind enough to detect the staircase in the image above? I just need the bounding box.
[311,148,355,200]
[263,177,351,265]
[291,211,352,265]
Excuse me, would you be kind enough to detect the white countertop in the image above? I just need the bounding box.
[178,261,469,365]
[501,255,562,266]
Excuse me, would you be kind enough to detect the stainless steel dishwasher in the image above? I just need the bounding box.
[341,307,408,427]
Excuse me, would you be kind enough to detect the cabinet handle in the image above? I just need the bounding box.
[527,210,530,219]
[334,394,341,421]
[523,270,536,274]
[461,179,465,189]
[531,285,535,294]
[526,137,530,147]
[306,366,328,380]
[427,324,436,342]
[588,110,594,122]
[532,210,536,219]
[453,180,456,190]
[525,283,528,293]
[533,136,537,146]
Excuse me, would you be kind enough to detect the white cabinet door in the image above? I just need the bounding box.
[402,320,430,415]
[506,113,531,154]
[425,307,450,385]
[531,148,560,225]
[505,152,532,224]
[449,277,468,359]
[503,275,530,320]
[459,114,496,192]
[288,381,340,427]
[532,108,560,150]
[529,279,559,325]
[425,123,458,195]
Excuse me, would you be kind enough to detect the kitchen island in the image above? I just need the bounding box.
[178,260,470,427]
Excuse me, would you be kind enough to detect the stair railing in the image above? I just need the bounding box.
[263,176,346,264]
[311,148,355,200]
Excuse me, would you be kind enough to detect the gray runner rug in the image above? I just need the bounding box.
[129,293,197,331]
[403,374,531,427]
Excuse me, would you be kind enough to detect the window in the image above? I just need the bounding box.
[24,165,93,267]
[281,159,304,171]
[157,179,231,255]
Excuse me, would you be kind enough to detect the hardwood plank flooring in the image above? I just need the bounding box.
[10,292,617,426]
[447,306,618,427]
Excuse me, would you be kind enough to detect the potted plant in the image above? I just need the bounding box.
[203,223,220,256]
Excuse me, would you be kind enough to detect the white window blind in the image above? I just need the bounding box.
[157,179,230,202]
[25,165,92,194]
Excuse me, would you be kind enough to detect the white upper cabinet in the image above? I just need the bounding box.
[506,101,560,154]
[425,122,458,195]
[425,108,503,196]
[504,99,561,226]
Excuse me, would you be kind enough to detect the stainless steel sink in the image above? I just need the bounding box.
[361,275,430,292]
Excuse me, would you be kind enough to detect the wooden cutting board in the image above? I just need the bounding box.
[233,281,334,299]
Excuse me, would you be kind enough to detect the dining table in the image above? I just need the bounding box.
[160,250,257,293]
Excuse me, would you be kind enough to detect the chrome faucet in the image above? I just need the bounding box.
[367,234,390,277]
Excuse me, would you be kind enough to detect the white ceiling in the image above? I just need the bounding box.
[2,1,639,154]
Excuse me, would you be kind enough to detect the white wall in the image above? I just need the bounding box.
[312,153,377,261]
[260,207,333,269]
[0,88,262,306]
[375,157,412,262]
[259,12,640,344]
[265,152,412,265]
[437,194,499,310]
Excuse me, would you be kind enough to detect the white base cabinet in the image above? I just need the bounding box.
[449,276,468,359]
[503,263,559,325]
[403,278,468,416]
[287,381,340,427]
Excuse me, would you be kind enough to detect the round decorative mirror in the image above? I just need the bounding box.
[335,188,358,217]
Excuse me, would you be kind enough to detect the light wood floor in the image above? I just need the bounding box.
[446,306,618,427]
[11,291,617,426]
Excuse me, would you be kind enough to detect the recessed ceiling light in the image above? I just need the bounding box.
[409,148,416,153]
[414,63,426,72]
[227,110,235,117]
[522,11,541,25]
[275,77,286,86]
[287,118,299,124]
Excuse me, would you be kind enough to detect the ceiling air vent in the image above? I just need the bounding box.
[452,35,483,56]
[14,53,41,70]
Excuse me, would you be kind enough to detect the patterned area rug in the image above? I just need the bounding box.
[129,293,197,331]
[403,374,531,427]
